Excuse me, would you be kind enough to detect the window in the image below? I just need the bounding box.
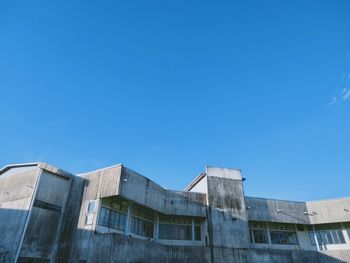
[268,223,298,245]
[308,231,319,246]
[131,217,154,237]
[98,197,128,231]
[85,200,97,225]
[194,218,202,241]
[159,223,191,240]
[130,204,154,238]
[270,231,298,245]
[307,224,345,246]
[252,230,269,244]
[296,224,305,231]
[87,200,96,213]
[101,197,128,213]
[98,206,110,226]
[268,222,295,231]
[158,215,202,241]
[98,206,127,231]
[249,221,269,244]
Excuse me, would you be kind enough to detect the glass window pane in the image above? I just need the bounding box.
[159,224,192,240]
[118,213,126,231]
[131,217,154,238]
[270,231,298,245]
[87,201,96,213]
[249,221,267,229]
[308,231,316,246]
[98,206,126,231]
[320,231,327,245]
[330,230,339,244]
[325,231,334,244]
[253,230,268,244]
[109,210,118,229]
[337,230,345,244]
[195,225,201,241]
[98,207,110,227]
[268,223,295,231]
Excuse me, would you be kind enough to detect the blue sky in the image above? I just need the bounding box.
[1,0,350,201]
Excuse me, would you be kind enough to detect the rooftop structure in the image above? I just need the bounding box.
[0,162,349,263]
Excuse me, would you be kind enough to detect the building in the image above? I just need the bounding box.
[0,162,350,263]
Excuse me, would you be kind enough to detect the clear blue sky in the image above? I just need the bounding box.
[1,1,349,201]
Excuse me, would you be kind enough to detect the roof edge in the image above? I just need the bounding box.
[0,162,39,175]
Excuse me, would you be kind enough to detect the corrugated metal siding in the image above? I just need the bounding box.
[80,171,102,200]
[307,198,350,224]
[99,165,122,198]
[80,165,122,200]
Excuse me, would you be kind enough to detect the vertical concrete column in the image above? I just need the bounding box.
[154,213,159,241]
[205,166,251,249]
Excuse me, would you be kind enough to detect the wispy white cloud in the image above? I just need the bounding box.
[342,88,350,101]
[328,88,350,107]
[327,71,350,107]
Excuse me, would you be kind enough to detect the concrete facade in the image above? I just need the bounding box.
[0,162,349,263]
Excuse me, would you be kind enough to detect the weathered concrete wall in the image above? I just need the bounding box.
[20,172,72,261]
[85,233,209,263]
[212,247,348,263]
[56,176,86,263]
[206,167,251,249]
[119,167,207,216]
[245,196,350,225]
[246,197,310,224]
[69,166,208,261]
[2,162,350,263]
[63,231,349,263]
[0,168,39,263]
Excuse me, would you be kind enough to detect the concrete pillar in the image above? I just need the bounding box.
[205,166,251,249]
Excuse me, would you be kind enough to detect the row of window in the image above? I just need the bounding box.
[250,222,298,245]
[250,221,350,246]
[308,230,345,246]
[96,197,203,241]
[250,229,298,245]
[99,206,127,231]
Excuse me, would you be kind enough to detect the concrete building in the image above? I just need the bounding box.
[0,162,350,263]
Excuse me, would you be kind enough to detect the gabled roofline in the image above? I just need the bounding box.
[0,162,73,179]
